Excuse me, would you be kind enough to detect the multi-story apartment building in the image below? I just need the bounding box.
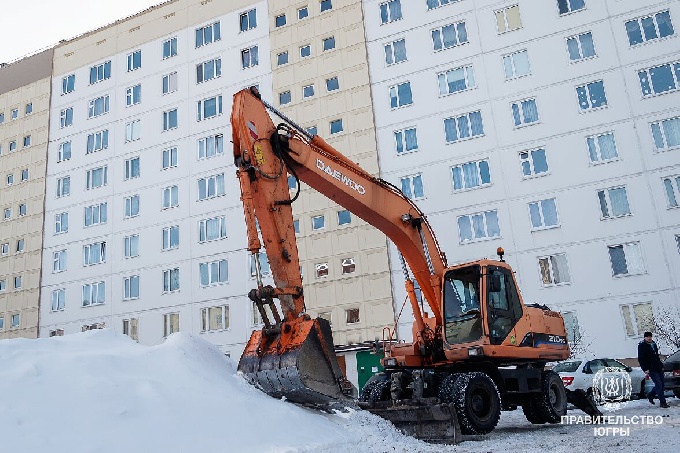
[5,0,677,375]
[364,0,680,358]
[38,0,395,381]
[0,49,53,339]
[40,0,275,356]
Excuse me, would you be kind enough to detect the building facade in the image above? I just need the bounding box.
[0,49,53,339]
[363,0,680,358]
[38,0,396,371]
[267,0,395,346]
[3,0,677,368]
[40,0,275,356]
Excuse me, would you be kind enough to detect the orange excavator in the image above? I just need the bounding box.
[232,88,592,442]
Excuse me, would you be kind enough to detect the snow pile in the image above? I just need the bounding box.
[0,330,438,453]
[1,330,677,453]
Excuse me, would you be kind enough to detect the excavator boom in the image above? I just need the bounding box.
[232,87,448,405]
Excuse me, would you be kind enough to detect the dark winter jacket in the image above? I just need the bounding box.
[637,340,663,373]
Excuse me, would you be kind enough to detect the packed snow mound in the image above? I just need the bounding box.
[0,330,440,453]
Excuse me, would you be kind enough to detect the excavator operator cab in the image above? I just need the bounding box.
[443,264,524,347]
[443,265,483,345]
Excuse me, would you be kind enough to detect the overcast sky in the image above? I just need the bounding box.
[0,0,164,63]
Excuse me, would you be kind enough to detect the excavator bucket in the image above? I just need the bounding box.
[238,317,354,406]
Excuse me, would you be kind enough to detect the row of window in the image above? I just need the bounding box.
[392,109,680,163]
[51,220,222,266]
[54,170,224,209]
[394,181,647,243]
[47,306,361,341]
[278,76,340,105]
[0,239,26,256]
[59,92,222,134]
[0,135,32,156]
[383,0,672,50]
[562,300,655,344]
[57,139,216,175]
[275,35,335,68]
[0,275,23,291]
[46,253,351,313]
[0,313,21,330]
[386,59,669,120]
[62,18,260,97]
[0,103,32,126]
[48,210,352,271]
[2,203,28,221]
[536,239,649,288]
[4,168,29,186]
[273,1,333,29]
[396,130,668,194]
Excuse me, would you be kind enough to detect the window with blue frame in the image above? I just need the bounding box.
[444,111,484,143]
[432,21,468,51]
[576,80,607,110]
[451,160,491,191]
[394,128,418,154]
[626,11,674,46]
[566,32,596,61]
[638,61,680,97]
[511,98,539,127]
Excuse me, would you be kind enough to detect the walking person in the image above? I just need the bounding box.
[637,331,669,408]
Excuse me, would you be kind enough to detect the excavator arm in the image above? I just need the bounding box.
[232,87,447,405]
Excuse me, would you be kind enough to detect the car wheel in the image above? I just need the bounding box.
[673,389,680,399]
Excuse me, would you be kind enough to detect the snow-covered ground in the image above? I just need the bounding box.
[0,330,677,453]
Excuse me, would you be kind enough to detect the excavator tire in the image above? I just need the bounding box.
[437,373,462,403]
[531,371,567,424]
[359,374,388,403]
[363,379,391,404]
[521,399,548,424]
[450,372,501,435]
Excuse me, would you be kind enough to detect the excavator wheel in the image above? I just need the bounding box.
[363,379,391,404]
[437,373,462,403]
[449,372,501,435]
[521,399,548,424]
[359,374,389,403]
[523,371,567,424]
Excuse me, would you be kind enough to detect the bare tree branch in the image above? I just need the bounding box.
[653,305,680,352]
[568,325,594,358]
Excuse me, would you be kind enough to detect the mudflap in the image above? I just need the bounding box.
[238,317,355,407]
[566,389,603,418]
[358,398,462,444]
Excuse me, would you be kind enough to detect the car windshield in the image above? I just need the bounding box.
[665,350,680,363]
[552,361,581,372]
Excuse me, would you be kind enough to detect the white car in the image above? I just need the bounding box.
[553,357,648,401]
